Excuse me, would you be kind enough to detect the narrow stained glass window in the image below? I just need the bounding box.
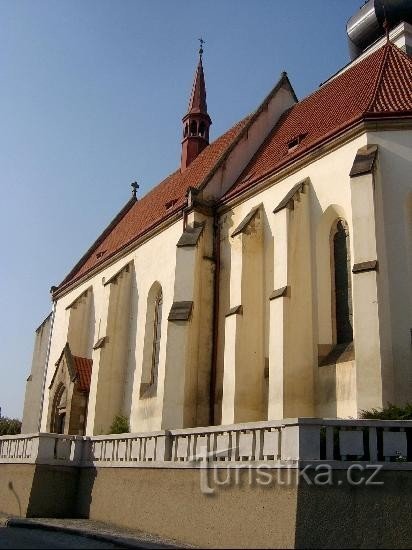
[151,292,163,386]
[333,220,353,344]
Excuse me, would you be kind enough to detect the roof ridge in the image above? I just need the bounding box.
[366,41,412,114]
[387,39,412,64]
[197,72,297,193]
[365,43,393,113]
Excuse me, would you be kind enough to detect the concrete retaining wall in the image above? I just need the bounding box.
[0,464,79,519]
[78,467,412,548]
[1,464,412,548]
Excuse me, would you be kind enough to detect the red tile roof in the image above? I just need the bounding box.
[225,43,412,200]
[57,116,251,290]
[73,356,92,392]
[57,43,411,293]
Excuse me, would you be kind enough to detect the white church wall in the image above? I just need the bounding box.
[38,127,412,434]
[40,217,183,434]
[92,265,133,435]
[130,220,182,432]
[370,128,412,407]
[66,288,94,358]
[21,314,52,434]
[221,207,265,423]
[217,132,368,420]
[162,211,215,429]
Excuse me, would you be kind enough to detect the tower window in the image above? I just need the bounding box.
[190,120,197,136]
[183,124,188,138]
[199,121,206,137]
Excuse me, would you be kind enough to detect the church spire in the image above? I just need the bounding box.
[181,39,212,172]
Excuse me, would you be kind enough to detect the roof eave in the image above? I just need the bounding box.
[56,195,137,292]
[52,205,184,300]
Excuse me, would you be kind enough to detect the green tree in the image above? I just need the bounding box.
[0,417,22,436]
[109,415,130,434]
[360,403,412,420]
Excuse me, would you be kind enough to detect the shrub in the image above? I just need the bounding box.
[109,415,130,434]
[360,402,412,420]
[0,417,22,436]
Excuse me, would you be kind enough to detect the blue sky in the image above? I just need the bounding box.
[0,0,362,419]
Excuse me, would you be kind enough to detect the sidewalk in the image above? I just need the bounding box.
[0,515,193,549]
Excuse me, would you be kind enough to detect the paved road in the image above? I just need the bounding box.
[0,526,124,549]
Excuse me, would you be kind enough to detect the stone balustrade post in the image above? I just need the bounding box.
[155,432,172,462]
[35,434,57,463]
[280,421,321,461]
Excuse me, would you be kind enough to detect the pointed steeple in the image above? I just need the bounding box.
[181,39,212,172]
[187,57,208,114]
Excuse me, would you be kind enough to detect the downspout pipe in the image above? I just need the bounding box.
[209,207,220,425]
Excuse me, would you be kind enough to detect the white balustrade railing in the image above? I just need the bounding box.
[0,433,83,465]
[0,433,36,462]
[0,418,411,467]
[84,431,169,465]
[169,421,285,463]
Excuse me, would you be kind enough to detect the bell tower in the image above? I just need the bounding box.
[181,39,212,172]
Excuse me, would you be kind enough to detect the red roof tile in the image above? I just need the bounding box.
[73,356,92,392]
[226,43,412,200]
[58,116,251,290]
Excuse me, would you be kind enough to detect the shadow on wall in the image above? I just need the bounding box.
[294,469,412,549]
[123,264,139,422]
[27,465,82,518]
[75,467,97,519]
[7,482,21,517]
[1,464,97,519]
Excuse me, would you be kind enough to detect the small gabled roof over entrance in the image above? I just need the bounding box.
[72,355,92,392]
[50,343,92,393]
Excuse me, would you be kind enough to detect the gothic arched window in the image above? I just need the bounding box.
[332,220,353,345]
[150,291,163,386]
[198,121,206,137]
[140,283,163,398]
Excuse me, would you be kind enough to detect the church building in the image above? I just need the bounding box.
[22,4,412,436]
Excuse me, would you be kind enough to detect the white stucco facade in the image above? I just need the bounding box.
[22,29,412,436]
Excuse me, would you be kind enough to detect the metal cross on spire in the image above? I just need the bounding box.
[131,181,139,199]
[198,37,205,59]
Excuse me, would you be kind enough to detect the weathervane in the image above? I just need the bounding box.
[198,37,205,59]
[131,181,139,199]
